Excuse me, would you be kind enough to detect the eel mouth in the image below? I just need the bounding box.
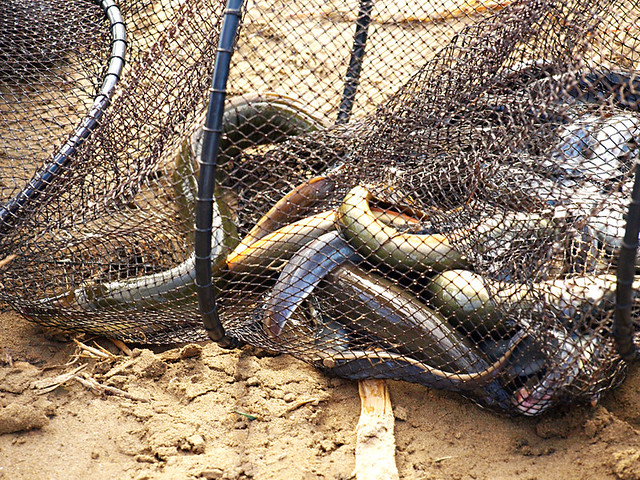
[513,385,553,416]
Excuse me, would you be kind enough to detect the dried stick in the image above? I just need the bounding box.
[32,364,89,394]
[75,373,149,402]
[73,339,115,359]
[353,379,399,480]
[32,364,148,402]
[109,338,133,356]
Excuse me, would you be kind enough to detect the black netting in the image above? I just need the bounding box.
[2,0,640,415]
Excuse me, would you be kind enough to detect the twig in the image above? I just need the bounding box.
[41,356,80,372]
[75,372,150,402]
[32,364,148,402]
[109,338,133,356]
[433,456,454,464]
[93,341,116,357]
[287,0,514,25]
[103,358,136,379]
[278,396,327,417]
[73,339,115,359]
[32,364,89,394]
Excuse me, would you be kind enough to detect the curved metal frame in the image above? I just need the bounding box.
[195,0,244,348]
[336,0,373,124]
[195,0,375,346]
[615,164,640,361]
[0,0,126,234]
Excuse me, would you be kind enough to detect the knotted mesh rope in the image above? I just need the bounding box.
[2,0,640,415]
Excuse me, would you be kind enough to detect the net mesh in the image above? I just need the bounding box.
[2,0,640,415]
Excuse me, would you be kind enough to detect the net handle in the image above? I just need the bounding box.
[195,0,245,348]
[196,0,375,346]
[336,0,373,124]
[615,163,640,361]
[0,0,126,234]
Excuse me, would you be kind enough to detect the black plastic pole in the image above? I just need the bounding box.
[195,0,244,348]
[336,0,374,125]
[0,0,126,235]
[615,164,640,362]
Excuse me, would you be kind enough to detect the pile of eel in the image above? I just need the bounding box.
[29,64,640,414]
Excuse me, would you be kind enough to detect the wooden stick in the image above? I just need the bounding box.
[32,364,89,394]
[353,379,399,480]
[73,339,114,359]
[109,338,133,356]
[75,373,150,402]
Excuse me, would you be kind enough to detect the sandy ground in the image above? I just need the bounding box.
[2,309,640,480]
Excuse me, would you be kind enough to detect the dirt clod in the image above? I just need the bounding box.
[584,407,615,439]
[199,469,224,480]
[611,449,640,480]
[133,350,168,379]
[0,402,49,434]
[179,434,206,454]
[0,362,41,394]
[180,344,203,359]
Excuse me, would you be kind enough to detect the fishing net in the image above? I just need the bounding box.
[2,0,640,416]
[1,0,224,341]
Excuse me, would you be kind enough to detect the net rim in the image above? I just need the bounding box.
[0,0,127,233]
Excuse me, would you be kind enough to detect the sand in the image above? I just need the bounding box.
[2,310,640,480]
